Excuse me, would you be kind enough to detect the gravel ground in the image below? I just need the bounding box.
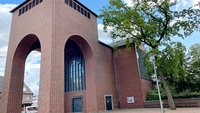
[100,108,200,113]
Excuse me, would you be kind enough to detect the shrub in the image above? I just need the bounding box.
[146,89,200,101]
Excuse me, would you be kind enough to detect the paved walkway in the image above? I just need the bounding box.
[100,108,200,113]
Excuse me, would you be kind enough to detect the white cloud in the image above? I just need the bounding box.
[0,4,41,95]
[193,0,200,8]
[0,4,17,13]
[0,4,17,76]
[122,0,177,7]
[0,47,8,77]
[174,0,200,10]
[0,58,6,76]
[24,51,41,95]
[182,0,189,6]
[122,0,134,7]
[97,24,113,44]
[0,46,8,58]
[122,0,199,9]
[0,4,17,48]
[29,80,40,96]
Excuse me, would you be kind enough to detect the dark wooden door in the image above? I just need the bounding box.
[105,96,112,110]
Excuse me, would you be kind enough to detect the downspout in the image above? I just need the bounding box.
[112,49,121,109]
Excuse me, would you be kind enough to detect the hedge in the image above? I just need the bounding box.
[146,89,200,101]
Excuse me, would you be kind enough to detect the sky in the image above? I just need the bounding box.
[0,0,199,95]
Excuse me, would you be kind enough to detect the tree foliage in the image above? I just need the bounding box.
[157,42,186,82]
[145,43,200,93]
[189,43,200,63]
[99,0,200,49]
[145,42,186,84]
[183,43,200,91]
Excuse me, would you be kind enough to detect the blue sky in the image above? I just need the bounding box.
[0,0,109,15]
[0,0,199,95]
[0,0,109,23]
[1,0,199,48]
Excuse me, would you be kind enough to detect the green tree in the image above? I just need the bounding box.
[157,42,186,88]
[99,0,200,109]
[189,43,200,63]
[146,42,187,105]
[185,43,200,91]
[145,42,187,85]
[160,43,200,92]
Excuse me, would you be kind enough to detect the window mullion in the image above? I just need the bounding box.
[81,54,84,90]
[70,56,73,92]
[65,57,67,92]
[67,57,69,92]
[78,53,80,91]
[74,53,77,91]
[72,54,75,91]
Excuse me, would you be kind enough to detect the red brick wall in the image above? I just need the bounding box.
[140,79,152,101]
[94,44,118,111]
[114,46,144,108]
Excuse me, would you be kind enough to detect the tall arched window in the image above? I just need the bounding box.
[65,40,85,92]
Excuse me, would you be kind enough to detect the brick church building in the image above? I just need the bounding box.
[1,0,151,113]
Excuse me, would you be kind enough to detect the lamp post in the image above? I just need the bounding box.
[152,55,164,113]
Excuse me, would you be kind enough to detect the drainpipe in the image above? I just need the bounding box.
[112,49,121,109]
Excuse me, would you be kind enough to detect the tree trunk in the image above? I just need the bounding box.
[159,71,176,110]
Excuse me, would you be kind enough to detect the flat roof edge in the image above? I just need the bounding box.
[75,0,98,17]
[10,0,98,17]
[10,0,29,13]
[98,41,113,49]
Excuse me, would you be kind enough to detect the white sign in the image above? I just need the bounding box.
[127,96,135,103]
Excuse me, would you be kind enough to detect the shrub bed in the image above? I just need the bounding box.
[146,89,200,101]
